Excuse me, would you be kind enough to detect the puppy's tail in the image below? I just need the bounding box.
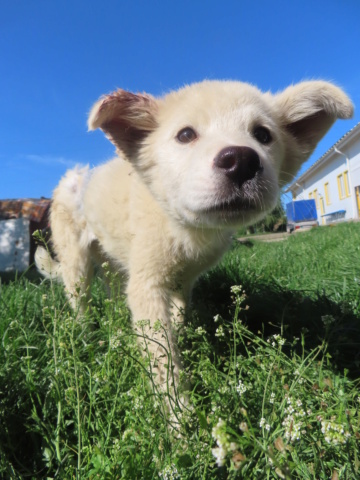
[35,246,62,281]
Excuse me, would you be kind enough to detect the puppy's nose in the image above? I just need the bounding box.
[214,146,263,184]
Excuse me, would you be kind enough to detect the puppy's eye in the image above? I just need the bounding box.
[176,127,197,144]
[253,126,272,145]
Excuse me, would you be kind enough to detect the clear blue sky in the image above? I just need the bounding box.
[1,0,359,202]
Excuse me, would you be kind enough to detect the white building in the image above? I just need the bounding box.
[285,122,360,225]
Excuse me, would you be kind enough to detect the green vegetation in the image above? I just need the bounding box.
[244,199,286,234]
[0,222,360,479]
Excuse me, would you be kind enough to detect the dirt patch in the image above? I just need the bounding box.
[237,232,288,243]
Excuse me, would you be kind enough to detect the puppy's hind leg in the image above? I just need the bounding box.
[59,247,93,315]
[52,215,93,315]
[50,167,94,316]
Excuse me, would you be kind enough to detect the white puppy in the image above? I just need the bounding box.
[36,79,353,406]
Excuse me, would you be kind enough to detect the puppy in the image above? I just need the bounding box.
[36,80,353,409]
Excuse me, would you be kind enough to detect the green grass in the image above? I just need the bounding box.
[1,222,360,479]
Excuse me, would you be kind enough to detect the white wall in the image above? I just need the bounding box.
[0,218,30,272]
[349,139,360,190]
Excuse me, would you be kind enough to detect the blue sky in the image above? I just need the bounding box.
[1,0,360,202]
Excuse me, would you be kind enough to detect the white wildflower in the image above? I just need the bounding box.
[230,285,243,295]
[110,329,122,349]
[211,445,227,467]
[259,417,270,432]
[321,314,335,327]
[158,463,179,480]
[211,418,238,468]
[195,326,206,335]
[320,420,351,445]
[283,415,301,442]
[282,396,306,442]
[215,325,225,337]
[267,333,285,346]
[236,380,247,396]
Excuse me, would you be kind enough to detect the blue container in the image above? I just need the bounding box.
[286,199,317,223]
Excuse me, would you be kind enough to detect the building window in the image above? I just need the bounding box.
[324,182,331,205]
[337,174,345,199]
[356,186,360,215]
[309,192,313,199]
[344,171,351,197]
[338,171,351,200]
[319,196,325,215]
[313,189,318,208]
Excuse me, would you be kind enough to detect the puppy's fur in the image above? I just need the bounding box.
[36,80,353,403]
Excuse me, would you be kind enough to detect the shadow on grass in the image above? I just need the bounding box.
[193,266,360,379]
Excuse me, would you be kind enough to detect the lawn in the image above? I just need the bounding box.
[0,222,360,479]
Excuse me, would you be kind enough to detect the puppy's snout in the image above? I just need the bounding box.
[214,146,263,184]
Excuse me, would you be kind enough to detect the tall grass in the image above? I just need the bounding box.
[0,222,359,479]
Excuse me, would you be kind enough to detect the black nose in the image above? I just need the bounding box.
[214,146,263,185]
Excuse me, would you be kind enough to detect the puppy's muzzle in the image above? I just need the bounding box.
[214,146,263,186]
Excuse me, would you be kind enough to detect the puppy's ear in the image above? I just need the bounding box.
[88,89,158,158]
[273,81,353,183]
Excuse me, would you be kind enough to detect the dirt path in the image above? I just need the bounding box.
[237,232,288,243]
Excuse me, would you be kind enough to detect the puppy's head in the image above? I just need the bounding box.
[88,80,353,229]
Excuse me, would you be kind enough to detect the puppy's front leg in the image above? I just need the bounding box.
[126,277,183,408]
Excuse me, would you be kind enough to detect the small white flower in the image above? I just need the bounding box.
[236,380,247,396]
[211,419,239,468]
[320,420,351,445]
[215,325,225,337]
[267,334,285,347]
[110,330,122,349]
[270,392,276,404]
[230,285,243,295]
[158,463,179,479]
[195,326,206,335]
[321,314,335,327]
[211,446,227,467]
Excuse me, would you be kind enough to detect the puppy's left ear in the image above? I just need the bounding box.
[273,81,353,183]
[88,89,158,159]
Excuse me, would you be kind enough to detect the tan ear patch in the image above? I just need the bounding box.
[88,89,158,158]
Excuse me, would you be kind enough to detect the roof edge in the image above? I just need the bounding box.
[284,121,360,193]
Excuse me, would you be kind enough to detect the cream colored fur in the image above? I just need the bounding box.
[36,79,353,413]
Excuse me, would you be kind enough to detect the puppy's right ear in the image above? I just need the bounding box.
[88,89,158,158]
